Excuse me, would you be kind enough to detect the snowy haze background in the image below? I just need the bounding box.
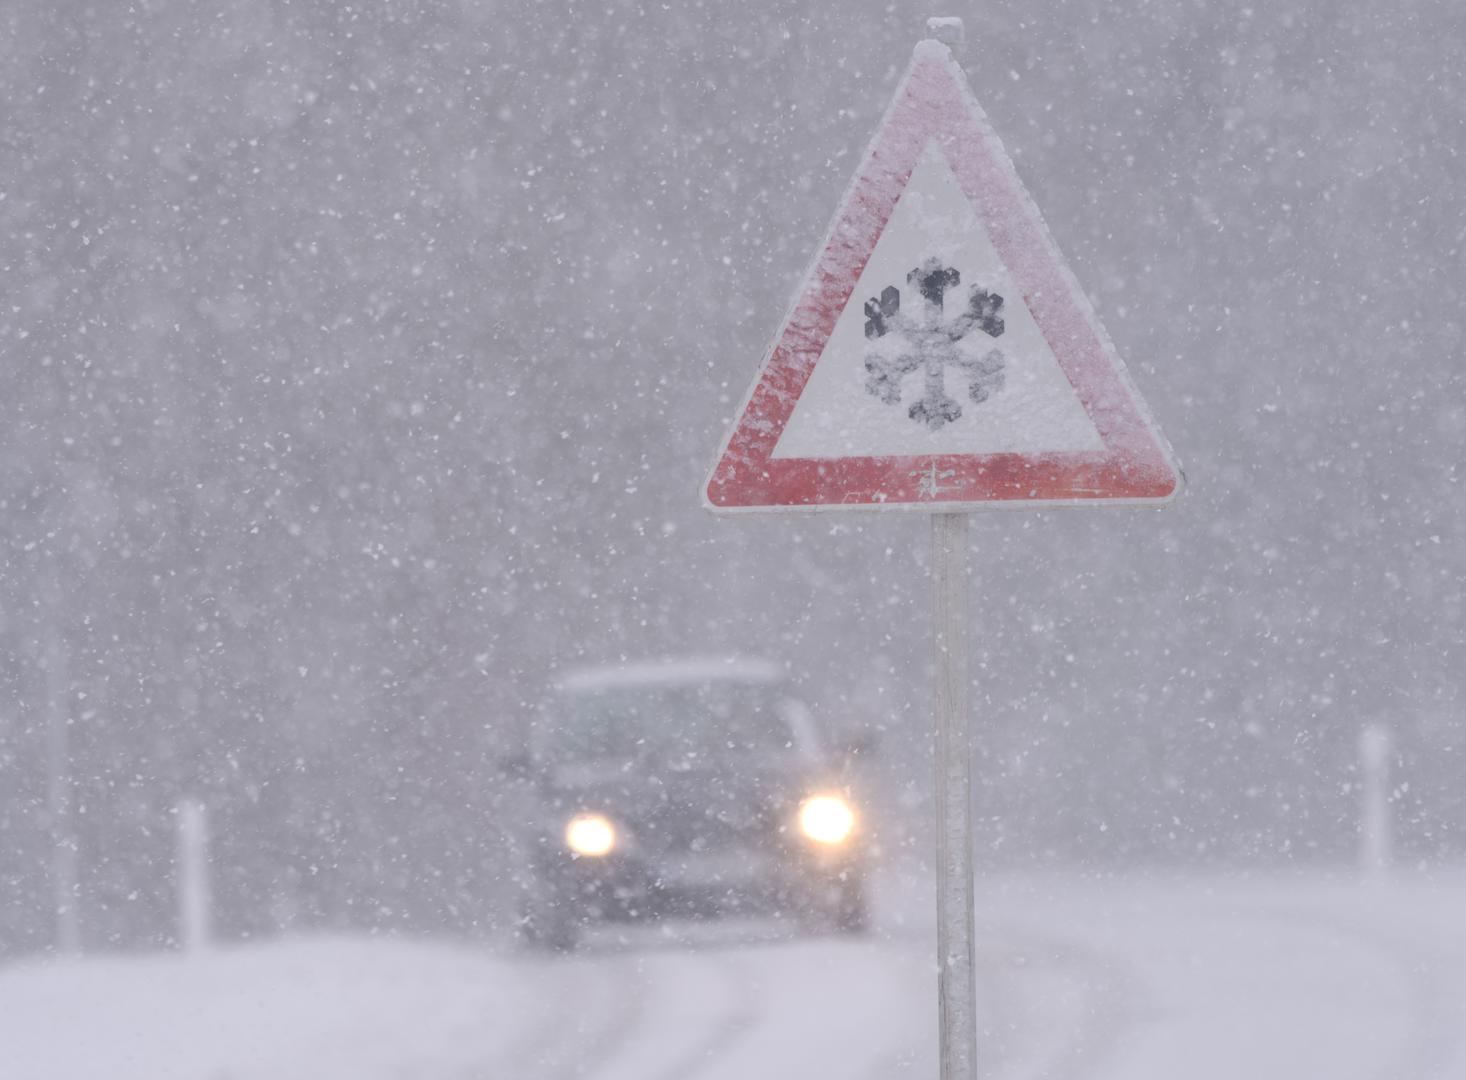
[1,0,1463,992]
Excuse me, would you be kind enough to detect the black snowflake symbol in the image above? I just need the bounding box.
[862,257,1006,430]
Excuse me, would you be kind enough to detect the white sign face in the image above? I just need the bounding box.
[771,144,1104,461]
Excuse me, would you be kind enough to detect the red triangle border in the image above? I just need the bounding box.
[705,41,1181,513]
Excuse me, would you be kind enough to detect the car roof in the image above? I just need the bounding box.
[554,656,784,695]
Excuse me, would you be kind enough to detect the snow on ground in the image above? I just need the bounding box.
[2,869,1464,1079]
[0,937,548,1080]
[973,871,1466,1080]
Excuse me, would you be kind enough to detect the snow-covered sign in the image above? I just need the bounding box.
[705,39,1181,513]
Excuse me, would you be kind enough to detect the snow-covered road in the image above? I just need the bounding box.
[969,874,1466,1080]
[3,870,1464,1079]
[514,926,935,1080]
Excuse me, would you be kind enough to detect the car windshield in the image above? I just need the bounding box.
[546,681,793,763]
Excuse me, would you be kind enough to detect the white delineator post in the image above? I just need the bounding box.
[43,596,81,956]
[1358,725,1392,878]
[178,798,212,951]
[933,511,976,1080]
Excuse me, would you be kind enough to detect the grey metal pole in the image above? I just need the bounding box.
[926,18,976,1075]
[933,511,976,1080]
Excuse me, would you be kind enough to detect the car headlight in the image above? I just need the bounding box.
[798,794,856,846]
[565,813,617,857]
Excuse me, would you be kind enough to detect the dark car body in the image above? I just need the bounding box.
[513,659,868,950]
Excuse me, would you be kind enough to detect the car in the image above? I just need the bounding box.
[510,657,869,951]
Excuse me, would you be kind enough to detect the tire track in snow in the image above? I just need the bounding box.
[520,926,773,1080]
[572,930,935,1080]
[676,936,937,1080]
[853,946,944,1080]
[850,921,1138,1080]
[971,925,1141,1080]
[455,950,573,1079]
[490,948,648,1080]
[638,946,761,1080]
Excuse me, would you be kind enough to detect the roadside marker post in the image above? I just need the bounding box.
[1358,725,1393,878]
[705,18,1180,1079]
[177,798,212,952]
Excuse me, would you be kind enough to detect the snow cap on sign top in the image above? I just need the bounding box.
[704,35,1181,514]
[925,16,965,49]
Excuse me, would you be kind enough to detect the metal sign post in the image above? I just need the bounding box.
[931,22,977,1077]
[932,25,979,1072]
[933,511,976,1079]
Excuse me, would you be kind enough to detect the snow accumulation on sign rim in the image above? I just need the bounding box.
[704,39,1182,514]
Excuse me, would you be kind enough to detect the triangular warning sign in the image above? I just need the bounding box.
[705,39,1181,513]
